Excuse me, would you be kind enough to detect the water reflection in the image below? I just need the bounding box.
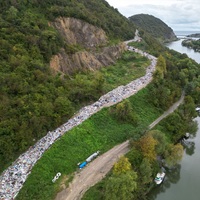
[148,118,200,200]
[147,38,200,200]
[182,140,195,156]
[166,39,200,64]
[148,164,181,200]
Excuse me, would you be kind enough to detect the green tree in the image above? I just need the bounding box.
[181,95,197,120]
[105,171,137,200]
[165,143,184,167]
[111,99,138,124]
[113,156,132,175]
[149,130,168,155]
[127,147,143,167]
[139,158,152,184]
[135,133,157,161]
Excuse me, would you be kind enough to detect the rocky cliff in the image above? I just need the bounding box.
[50,17,126,74]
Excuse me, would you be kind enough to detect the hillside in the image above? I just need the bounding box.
[0,0,136,172]
[129,14,177,43]
[1,1,200,200]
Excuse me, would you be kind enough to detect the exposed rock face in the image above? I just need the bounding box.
[50,17,126,74]
[50,43,126,75]
[52,17,108,48]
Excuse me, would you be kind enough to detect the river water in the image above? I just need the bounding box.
[148,35,200,200]
[166,38,200,64]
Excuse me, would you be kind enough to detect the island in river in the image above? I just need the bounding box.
[182,38,200,52]
[186,33,200,38]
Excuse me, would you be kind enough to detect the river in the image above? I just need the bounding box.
[166,38,200,64]
[148,34,200,200]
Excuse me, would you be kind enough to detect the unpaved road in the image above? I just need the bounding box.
[55,140,130,200]
[55,94,184,200]
[149,92,185,129]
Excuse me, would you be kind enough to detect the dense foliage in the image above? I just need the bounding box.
[17,87,163,200]
[182,39,200,52]
[18,40,199,198]
[1,0,200,199]
[0,0,135,40]
[0,0,138,171]
[82,30,200,200]
[129,14,177,43]
[0,47,149,172]
[128,37,200,112]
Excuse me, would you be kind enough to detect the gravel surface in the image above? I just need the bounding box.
[55,141,130,200]
[55,94,185,200]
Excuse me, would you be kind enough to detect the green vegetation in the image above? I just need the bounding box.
[83,128,183,200]
[16,87,162,200]
[129,14,177,43]
[1,1,200,200]
[182,39,200,52]
[101,51,150,91]
[0,0,135,40]
[0,0,139,172]
[82,39,200,200]
[128,31,167,57]
[155,96,198,143]
[104,170,137,200]
[0,49,149,172]
[83,100,197,200]
[17,48,199,198]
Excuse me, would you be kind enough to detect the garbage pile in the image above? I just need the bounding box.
[0,45,157,200]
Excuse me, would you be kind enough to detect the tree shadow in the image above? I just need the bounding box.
[183,140,195,156]
[147,164,181,200]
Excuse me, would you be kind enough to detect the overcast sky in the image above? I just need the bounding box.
[106,0,200,32]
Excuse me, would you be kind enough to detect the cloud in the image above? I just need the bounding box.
[106,0,200,31]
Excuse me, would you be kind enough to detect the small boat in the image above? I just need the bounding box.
[154,172,165,184]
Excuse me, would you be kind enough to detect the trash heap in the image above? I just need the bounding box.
[0,44,157,200]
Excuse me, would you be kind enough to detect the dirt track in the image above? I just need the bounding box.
[55,140,130,200]
[149,92,185,129]
[55,94,184,200]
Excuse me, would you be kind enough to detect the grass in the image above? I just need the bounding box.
[16,86,162,200]
[82,179,107,200]
[101,51,150,92]
[16,50,154,200]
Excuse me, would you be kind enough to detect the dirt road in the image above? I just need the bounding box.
[149,92,185,129]
[55,94,184,200]
[55,140,130,200]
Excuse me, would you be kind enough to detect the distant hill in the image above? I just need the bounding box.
[187,33,200,38]
[129,14,177,43]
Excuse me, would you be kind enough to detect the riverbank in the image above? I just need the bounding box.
[148,117,200,200]
[56,94,185,200]
[0,44,157,200]
[147,33,200,200]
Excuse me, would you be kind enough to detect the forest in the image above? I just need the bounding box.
[0,0,136,172]
[17,23,200,200]
[182,39,200,52]
[0,0,200,199]
[82,39,200,200]
[129,14,177,43]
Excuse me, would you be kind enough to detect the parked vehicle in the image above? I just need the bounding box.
[154,172,165,184]
[79,161,87,169]
[86,151,100,162]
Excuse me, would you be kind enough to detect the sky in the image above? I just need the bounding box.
[106,0,200,32]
